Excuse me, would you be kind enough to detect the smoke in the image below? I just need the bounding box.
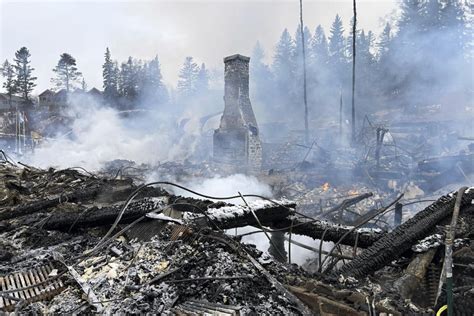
[165,173,272,203]
[27,93,216,170]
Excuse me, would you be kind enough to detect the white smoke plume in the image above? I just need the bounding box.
[26,94,213,170]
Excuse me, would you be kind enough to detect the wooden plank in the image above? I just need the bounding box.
[23,271,36,299]
[48,263,63,288]
[16,272,29,300]
[31,268,45,301]
[40,265,56,296]
[7,275,19,300]
[0,277,9,309]
[27,270,41,297]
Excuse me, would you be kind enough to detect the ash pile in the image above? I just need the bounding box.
[0,159,473,315]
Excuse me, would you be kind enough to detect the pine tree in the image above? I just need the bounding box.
[272,29,296,113]
[143,55,168,104]
[311,25,329,65]
[120,57,138,100]
[440,0,466,53]
[103,47,119,100]
[13,47,36,101]
[51,53,82,92]
[273,29,295,80]
[294,25,312,63]
[177,56,199,98]
[329,15,346,64]
[422,0,442,31]
[196,63,209,92]
[1,60,17,107]
[377,23,392,60]
[251,41,274,113]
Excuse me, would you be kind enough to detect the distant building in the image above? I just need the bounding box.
[38,88,103,111]
[38,89,56,109]
[0,93,25,112]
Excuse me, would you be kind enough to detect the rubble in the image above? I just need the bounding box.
[0,161,473,315]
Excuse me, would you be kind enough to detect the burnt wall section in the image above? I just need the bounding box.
[214,54,262,172]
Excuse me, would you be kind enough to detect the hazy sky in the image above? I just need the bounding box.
[0,0,398,94]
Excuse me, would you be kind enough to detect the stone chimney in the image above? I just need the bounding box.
[213,54,262,172]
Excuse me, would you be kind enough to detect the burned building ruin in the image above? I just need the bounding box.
[213,54,262,172]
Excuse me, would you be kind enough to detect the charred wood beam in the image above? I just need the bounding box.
[187,200,296,230]
[0,185,105,221]
[334,189,474,279]
[37,197,168,231]
[187,199,382,248]
[272,217,383,248]
[320,192,373,217]
[0,182,167,222]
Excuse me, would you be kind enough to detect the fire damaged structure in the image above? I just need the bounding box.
[0,156,473,315]
[214,54,262,172]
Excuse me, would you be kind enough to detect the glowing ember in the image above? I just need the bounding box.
[322,182,330,192]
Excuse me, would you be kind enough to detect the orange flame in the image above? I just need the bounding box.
[322,182,330,192]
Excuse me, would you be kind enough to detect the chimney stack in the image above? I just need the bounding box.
[213,54,262,172]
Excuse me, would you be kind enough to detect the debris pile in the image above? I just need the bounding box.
[0,161,473,315]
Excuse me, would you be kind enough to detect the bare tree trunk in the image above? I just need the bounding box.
[299,0,309,145]
[351,0,357,144]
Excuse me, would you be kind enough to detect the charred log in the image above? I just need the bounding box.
[334,189,474,279]
[188,200,296,230]
[36,197,168,231]
[273,217,383,248]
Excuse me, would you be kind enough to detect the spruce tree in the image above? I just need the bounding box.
[377,23,392,60]
[272,29,296,114]
[329,15,346,64]
[120,57,138,100]
[196,63,209,92]
[103,47,119,100]
[273,29,295,81]
[312,25,329,65]
[51,53,82,92]
[251,41,274,113]
[13,47,36,101]
[1,60,17,107]
[177,56,199,99]
[144,55,168,104]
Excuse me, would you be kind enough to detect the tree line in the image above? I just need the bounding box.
[251,0,471,123]
[1,0,471,120]
[1,45,210,111]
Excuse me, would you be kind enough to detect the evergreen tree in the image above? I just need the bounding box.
[422,0,442,31]
[251,41,274,114]
[311,25,329,65]
[120,57,138,100]
[273,29,295,81]
[13,47,36,101]
[272,29,295,113]
[440,0,467,53]
[177,56,199,99]
[329,15,346,64]
[377,23,392,60]
[143,55,168,104]
[51,53,82,92]
[196,63,209,92]
[1,60,17,107]
[103,47,119,100]
[294,25,312,63]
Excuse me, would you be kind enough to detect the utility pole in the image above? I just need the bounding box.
[299,0,309,145]
[351,0,357,144]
